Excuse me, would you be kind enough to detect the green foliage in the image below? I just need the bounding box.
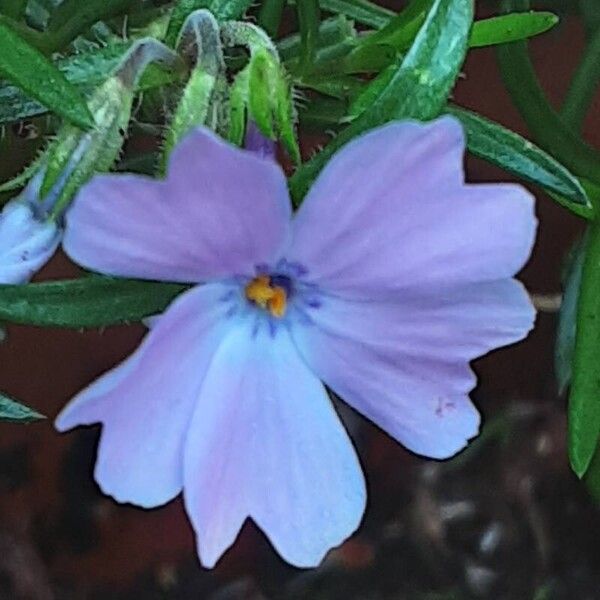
[316,0,394,28]
[569,220,600,477]
[297,0,321,74]
[0,41,181,127]
[290,0,473,201]
[556,238,586,396]
[447,106,591,215]
[0,277,188,328]
[0,19,94,129]
[469,12,559,48]
[0,392,45,423]
[497,4,600,187]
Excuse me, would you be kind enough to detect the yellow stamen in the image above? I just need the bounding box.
[245,275,287,318]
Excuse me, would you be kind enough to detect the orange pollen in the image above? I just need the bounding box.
[245,275,287,318]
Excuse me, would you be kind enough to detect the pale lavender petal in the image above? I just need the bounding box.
[55,283,233,507]
[287,117,536,297]
[183,326,366,568]
[292,279,535,459]
[64,127,291,282]
[0,200,60,284]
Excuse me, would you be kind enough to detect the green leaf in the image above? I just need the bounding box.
[300,73,364,99]
[362,0,432,50]
[297,0,321,73]
[469,12,559,48]
[0,277,188,328]
[447,106,592,215]
[556,237,586,396]
[278,15,356,62]
[0,392,45,423]
[258,0,287,37]
[290,0,473,202]
[165,0,253,46]
[0,19,94,129]
[580,0,600,35]
[298,96,348,130]
[313,43,397,74]
[569,220,600,477]
[497,1,600,187]
[317,0,394,28]
[0,41,180,127]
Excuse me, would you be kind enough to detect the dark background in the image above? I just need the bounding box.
[0,1,599,598]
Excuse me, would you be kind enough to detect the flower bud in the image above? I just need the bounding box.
[0,173,60,284]
[41,38,183,219]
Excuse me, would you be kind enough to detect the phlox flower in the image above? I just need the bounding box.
[0,172,61,285]
[55,117,537,568]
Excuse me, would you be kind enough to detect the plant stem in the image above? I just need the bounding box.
[561,25,600,133]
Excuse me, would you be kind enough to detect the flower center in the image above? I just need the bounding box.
[245,274,287,318]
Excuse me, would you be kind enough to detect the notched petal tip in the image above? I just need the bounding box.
[166,125,285,183]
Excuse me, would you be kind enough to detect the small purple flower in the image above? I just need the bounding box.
[55,117,537,568]
[0,173,61,285]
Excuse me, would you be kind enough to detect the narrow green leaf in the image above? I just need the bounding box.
[0,392,44,423]
[561,25,600,133]
[580,0,600,35]
[0,41,182,126]
[569,220,600,477]
[447,106,591,215]
[0,277,188,328]
[556,237,586,396]
[0,20,95,129]
[298,96,348,130]
[300,73,364,99]
[258,0,287,37]
[278,15,355,62]
[362,0,431,50]
[313,43,397,74]
[469,12,558,48]
[497,1,600,187]
[290,0,473,202]
[297,0,321,73]
[317,0,394,28]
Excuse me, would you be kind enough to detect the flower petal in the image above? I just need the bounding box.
[292,279,535,459]
[287,117,536,297]
[55,283,233,507]
[64,127,291,282]
[183,325,366,568]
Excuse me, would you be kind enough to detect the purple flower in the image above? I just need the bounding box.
[0,173,61,285]
[55,117,537,568]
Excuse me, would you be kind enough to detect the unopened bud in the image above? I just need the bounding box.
[161,10,225,170]
[0,174,60,284]
[41,38,182,219]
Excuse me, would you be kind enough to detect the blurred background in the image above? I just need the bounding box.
[0,0,599,598]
